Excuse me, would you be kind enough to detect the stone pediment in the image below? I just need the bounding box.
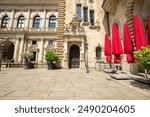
[28,45,39,51]
[64,35,86,42]
[45,45,56,51]
[64,15,85,35]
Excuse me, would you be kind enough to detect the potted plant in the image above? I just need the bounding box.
[21,52,34,69]
[134,46,150,79]
[45,51,59,70]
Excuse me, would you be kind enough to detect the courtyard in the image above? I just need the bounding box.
[0,68,150,100]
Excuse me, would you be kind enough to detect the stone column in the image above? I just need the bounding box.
[10,9,15,30]
[64,41,68,53]
[26,9,31,31]
[39,39,44,63]
[80,41,85,69]
[42,9,46,30]
[63,41,69,69]
[23,39,27,52]
[74,0,77,15]
[18,38,24,62]
[81,41,84,53]
[13,38,20,62]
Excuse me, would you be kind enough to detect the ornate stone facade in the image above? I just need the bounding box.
[0,0,58,67]
[0,0,106,69]
[1,0,149,71]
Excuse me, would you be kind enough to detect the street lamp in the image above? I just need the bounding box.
[85,42,89,73]
[0,44,4,71]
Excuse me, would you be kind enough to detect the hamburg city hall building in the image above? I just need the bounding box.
[0,0,150,73]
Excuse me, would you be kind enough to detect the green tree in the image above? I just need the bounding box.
[134,46,150,78]
[45,51,59,62]
[21,52,34,69]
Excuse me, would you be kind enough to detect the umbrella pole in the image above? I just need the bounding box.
[118,64,120,74]
[109,62,112,69]
[145,69,149,79]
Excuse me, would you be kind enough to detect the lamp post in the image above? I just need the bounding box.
[85,42,89,73]
[0,44,4,71]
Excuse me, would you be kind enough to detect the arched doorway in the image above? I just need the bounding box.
[1,41,14,61]
[69,45,80,68]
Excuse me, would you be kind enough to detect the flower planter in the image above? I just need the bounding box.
[47,61,55,70]
[45,51,59,70]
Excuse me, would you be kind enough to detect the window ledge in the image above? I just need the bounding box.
[89,25,100,31]
[82,22,89,26]
[89,0,94,3]
[77,19,82,22]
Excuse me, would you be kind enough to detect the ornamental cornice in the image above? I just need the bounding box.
[0,28,26,34]
[64,35,86,43]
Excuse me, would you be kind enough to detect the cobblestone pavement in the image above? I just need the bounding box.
[0,68,150,100]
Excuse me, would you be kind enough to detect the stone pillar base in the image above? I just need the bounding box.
[80,59,85,69]
[62,59,69,69]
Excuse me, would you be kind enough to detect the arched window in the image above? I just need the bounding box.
[1,16,9,28]
[17,16,25,28]
[33,16,40,28]
[96,46,102,60]
[49,16,56,29]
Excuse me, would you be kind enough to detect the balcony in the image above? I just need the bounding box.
[29,27,57,33]
[0,27,26,34]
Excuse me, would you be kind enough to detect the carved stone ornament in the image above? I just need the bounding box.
[28,45,39,51]
[64,15,85,35]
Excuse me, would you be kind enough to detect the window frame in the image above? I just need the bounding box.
[33,16,40,29]
[17,16,25,28]
[1,16,9,28]
[48,40,54,45]
[30,52,36,61]
[90,10,95,25]
[49,16,56,29]
[32,40,37,45]
[83,7,88,22]
[76,4,82,20]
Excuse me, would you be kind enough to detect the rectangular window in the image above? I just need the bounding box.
[76,4,82,20]
[31,52,36,61]
[48,40,54,45]
[32,40,37,45]
[83,7,88,22]
[90,10,94,25]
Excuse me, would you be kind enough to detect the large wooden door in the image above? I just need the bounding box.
[69,45,80,68]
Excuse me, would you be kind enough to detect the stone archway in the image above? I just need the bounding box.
[1,41,14,61]
[69,45,80,68]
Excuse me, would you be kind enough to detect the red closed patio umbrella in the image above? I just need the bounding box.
[104,34,112,63]
[126,54,135,63]
[106,55,112,63]
[148,16,150,44]
[133,16,148,50]
[112,23,124,63]
[123,23,135,63]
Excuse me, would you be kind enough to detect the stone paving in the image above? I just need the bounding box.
[0,68,150,100]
